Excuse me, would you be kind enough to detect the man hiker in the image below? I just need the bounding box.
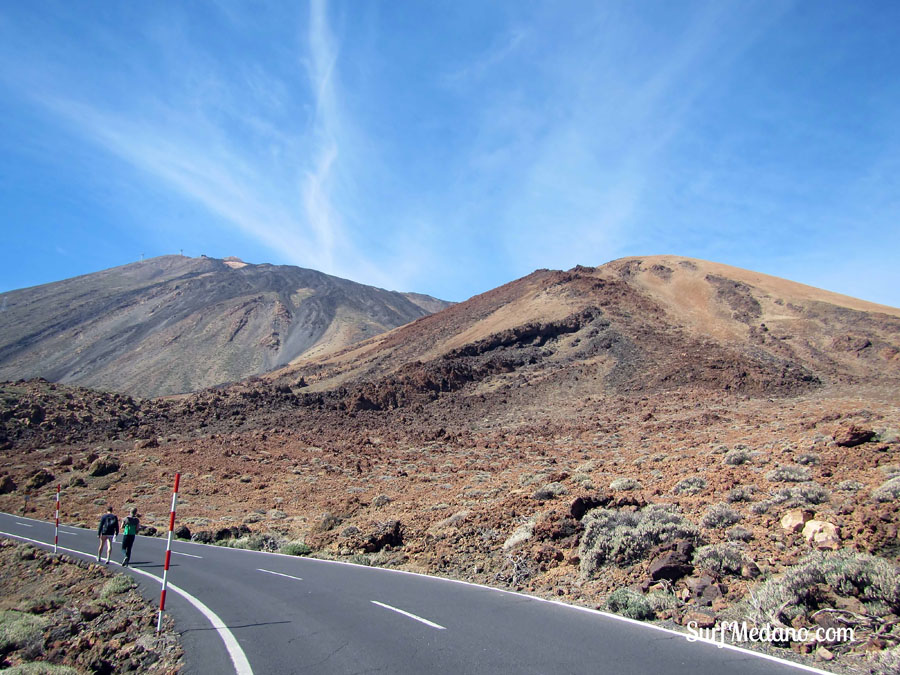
[97,506,118,564]
[121,507,140,566]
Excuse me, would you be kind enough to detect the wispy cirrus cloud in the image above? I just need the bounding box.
[0,0,407,290]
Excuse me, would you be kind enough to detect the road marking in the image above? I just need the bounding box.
[371,601,446,630]
[172,551,203,559]
[14,522,33,527]
[257,568,303,582]
[2,514,831,675]
[0,529,253,675]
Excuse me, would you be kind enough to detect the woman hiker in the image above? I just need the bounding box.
[121,508,140,566]
[96,506,119,564]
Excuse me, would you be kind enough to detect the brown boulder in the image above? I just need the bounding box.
[833,424,875,447]
[648,540,695,582]
[569,493,611,520]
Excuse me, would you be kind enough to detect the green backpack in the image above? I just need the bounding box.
[123,518,138,536]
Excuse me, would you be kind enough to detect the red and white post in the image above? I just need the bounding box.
[53,485,60,554]
[157,472,180,634]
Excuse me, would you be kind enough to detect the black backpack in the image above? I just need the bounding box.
[100,514,118,535]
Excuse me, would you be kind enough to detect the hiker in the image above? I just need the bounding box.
[121,507,140,566]
[97,506,119,564]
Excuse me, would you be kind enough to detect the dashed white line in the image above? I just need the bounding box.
[14,522,33,527]
[172,551,203,559]
[257,568,303,581]
[371,601,446,630]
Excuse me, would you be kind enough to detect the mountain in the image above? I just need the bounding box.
[1,255,899,675]
[0,255,450,398]
[268,255,900,410]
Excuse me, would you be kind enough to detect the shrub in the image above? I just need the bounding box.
[605,588,654,620]
[872,476,900,503]
[723,449,752,466]
[727,526,753,542]
[646,589,680,613]
[726,486,755,503]
[349,554,373,566]
[503,518,536,550]
[227,533,285,552]
[280,541,312,556]
[701,504,742,529]
[796,453,820,466]
[770,483,830,507]
[0,610,49,659]
[672,476,707,495]
[532,482,568,500]
[100,575,135,600]
[3,664,80,674]
[693,543,748,576]
[579,506,699,577]
[737,550,900,626]
[749,501,771,515]
[609,478,642,492]
[836,480,862,493]
[766,465,810,483]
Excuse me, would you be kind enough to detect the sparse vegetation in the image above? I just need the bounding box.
[3,663,80,674]
[280,541,312,556]
[693,543,748,576]
[609,477,642,491]
[0,610,49,660]
[100,575,136,600]
[532,482,568,500]
[770,483,830,507]
[737,550,900,626]
[796,452,820,466]
[672,476,707,495]
[605,588,654,620]
[723,448,752,466]
[872,476,900,503]
[580,506,699,577]
[766,465,811,483]
[726,486,755,503]
[836,480,863,493]
[726,526,753,542]
[700,504,742,529]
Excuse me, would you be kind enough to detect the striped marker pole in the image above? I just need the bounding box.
[54,485,60,554]
[157,472,180,634]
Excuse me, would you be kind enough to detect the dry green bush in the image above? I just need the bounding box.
[701,504,742,529]
[100,575,135,600]
[0,610,49,660]
[770,483,830,507]
[605,588,654,620]
[672,476,707,495]
[723,449,752,466]
[580,506,699,577]
[693,543,748,576]
[766,465,811,483]
[872,476,900,503]
[726,486,756,503]
[736,550,900,626]
[609,478,642,491]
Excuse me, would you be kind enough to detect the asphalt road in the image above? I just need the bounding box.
[0,512,829,675]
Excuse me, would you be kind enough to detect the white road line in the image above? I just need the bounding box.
[0,529,253,675]
[257,568,303,582]
[172,551,203,559]
[371,600,446,630]
[14,522,33,527]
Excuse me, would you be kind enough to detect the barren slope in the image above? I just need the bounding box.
[0,255,450,398]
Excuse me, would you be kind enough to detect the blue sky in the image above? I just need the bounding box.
[1,1,898,306]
